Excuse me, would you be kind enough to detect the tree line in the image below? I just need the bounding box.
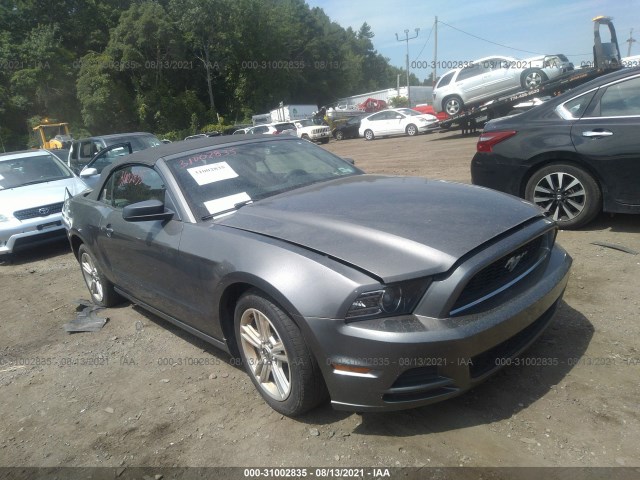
[0,0,423,150]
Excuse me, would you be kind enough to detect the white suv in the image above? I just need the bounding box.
[433,54,574,115]
[248,123,297,136]
[292,119,331,144]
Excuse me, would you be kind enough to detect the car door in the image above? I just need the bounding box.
[482,57,518,96]
[455,62,492,103]
[387,111,407,135]
[571,74,640,206]
[364,111,389,135]
[94,164,189,317]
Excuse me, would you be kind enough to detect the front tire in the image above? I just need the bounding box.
[78,244,121,307]
[335,130,344,141]
[234,290,326,416]
[364,129,374,141]
[525,163,601,229]
[406,124,418,136]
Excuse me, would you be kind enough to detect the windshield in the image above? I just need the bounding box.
[0,153,73,190]
[295,120,314,127]
[166,139,361,220]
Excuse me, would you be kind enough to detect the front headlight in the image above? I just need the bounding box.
[345,279,431,320]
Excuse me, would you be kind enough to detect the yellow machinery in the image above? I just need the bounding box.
[32,120,72,149]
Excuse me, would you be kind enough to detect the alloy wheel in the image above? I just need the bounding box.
[80,252,104,303]
[532,171,586,222]
[239,307,291,401]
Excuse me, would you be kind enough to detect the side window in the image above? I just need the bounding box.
[598,76,640,117]
[436,71,455,88]
[457,63,483,81]
[560,90,598,119]
[99,165,166,209]
[368,112,386,121]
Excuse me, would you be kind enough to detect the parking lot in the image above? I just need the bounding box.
[1,131,639,469]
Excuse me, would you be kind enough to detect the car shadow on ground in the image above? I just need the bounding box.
[0,238,72,265]
[431,130,481,140]
[578,212,640,235]
[346,300,594,435]
[129,298,592,430]
[129,304,355,421]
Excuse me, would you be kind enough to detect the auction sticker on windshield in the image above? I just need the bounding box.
[188,161,238,186]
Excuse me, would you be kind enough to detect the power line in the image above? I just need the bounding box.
[413,24,434,62]
[438,20,591,56]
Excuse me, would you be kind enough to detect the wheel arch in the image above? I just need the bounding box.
[69,233,84,260]
[217,274,306,356]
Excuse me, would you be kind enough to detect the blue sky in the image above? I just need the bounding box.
[305,0,640,81]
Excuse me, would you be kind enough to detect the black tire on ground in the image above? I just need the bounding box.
[364,129,374,141]
[406,124,418,136]
[320,137,330,144]
[524,163,601,229]
[335,130,344,141]
[443,95,463,116]
[77,244,122,307]
[521,68,548,90]
[234,290,327,416]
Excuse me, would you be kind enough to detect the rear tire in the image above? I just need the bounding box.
[234,290,327,416]
[364,129,374,141]
[524,163,601,229]
[78,244,122,307]
[443,96,463,116]
[521,68,548,90]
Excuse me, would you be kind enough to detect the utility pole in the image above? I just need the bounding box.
[627,28,636,57]
[396,28,420,107]
[432,16,438,88]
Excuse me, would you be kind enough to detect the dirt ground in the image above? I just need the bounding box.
[1,131,639,471]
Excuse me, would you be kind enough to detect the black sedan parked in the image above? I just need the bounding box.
[63,135,571,416]
[472,67,640,229]
[332,115,363,140]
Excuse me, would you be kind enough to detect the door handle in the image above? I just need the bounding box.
[582,130,613,137]
[102,224,114,237]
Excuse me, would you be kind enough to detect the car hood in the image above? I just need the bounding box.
[0,177,87,217]
[218,175,543,282]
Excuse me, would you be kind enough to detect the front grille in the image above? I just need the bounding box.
[14,202,63,220]
[451,235,545,314]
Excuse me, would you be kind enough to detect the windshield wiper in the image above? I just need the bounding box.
[201,199,253,221]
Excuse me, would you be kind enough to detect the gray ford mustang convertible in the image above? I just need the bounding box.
[63,135,572,416]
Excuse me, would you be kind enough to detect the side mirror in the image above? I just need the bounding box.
[122,199,174,222]
[80,167,98,178]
